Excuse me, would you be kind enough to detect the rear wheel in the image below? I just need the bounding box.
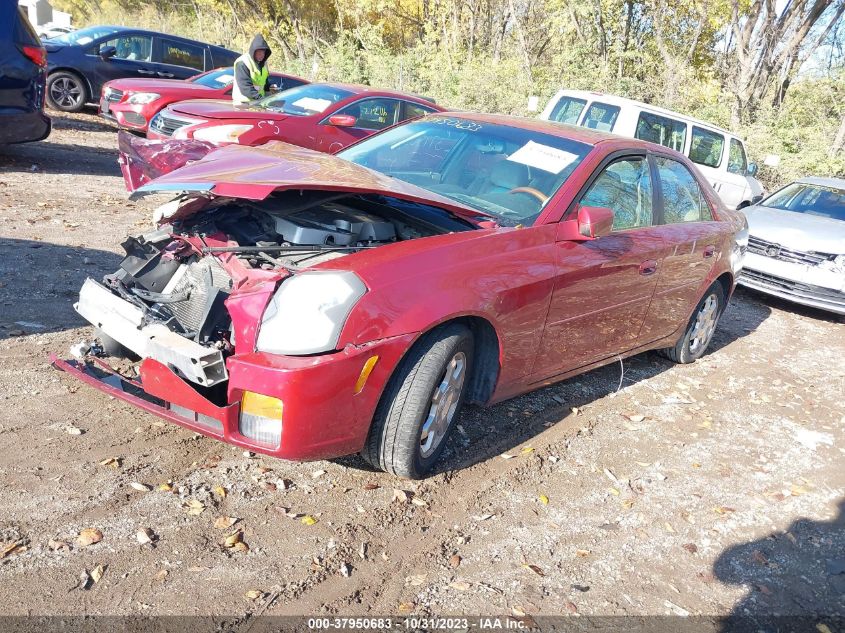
[662,284,725,364]
[362,323,474,479]
[47,71,88,112]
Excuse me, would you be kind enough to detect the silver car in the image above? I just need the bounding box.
[738,177,845,315]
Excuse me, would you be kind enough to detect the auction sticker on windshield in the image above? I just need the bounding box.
[292,97,333,112]
[507,140,579,174]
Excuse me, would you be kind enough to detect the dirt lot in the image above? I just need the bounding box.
[0,112,843,625]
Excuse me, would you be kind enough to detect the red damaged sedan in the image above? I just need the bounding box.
[53,113,746,478]
[100,67,309,134]
[145,82,442,151]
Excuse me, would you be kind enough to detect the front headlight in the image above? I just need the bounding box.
[192,124,253,144]
[256,271,367,355]
[126,92,160,104]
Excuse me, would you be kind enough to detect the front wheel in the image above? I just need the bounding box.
[662,283,725,364]
[47,71,88,112]
[362,323,474,479]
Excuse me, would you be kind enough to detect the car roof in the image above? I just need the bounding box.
[550,89,741,139]
[796,176,845,190]
[91,25,233,50]
[320,83,438,103]
[428,111,666,150]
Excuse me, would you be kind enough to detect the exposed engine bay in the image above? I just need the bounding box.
[76,191,474,387]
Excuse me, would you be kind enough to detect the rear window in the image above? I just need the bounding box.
[14,7,40,45]
[635,111,686,151]
[581,102,620,132]
[549,96,587,125]
[689,127,725,168]
[727,138,747,174]
[160,38,205,69]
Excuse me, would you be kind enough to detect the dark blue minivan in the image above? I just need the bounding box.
[0,4,50,143]
[44,25,239,112]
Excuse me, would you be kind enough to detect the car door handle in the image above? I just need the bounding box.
[638,260,658,276]
[157,72,174,78]
[703,246,716,258]
[137,69,155,75]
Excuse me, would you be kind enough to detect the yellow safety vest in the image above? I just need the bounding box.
[232,53,269,104]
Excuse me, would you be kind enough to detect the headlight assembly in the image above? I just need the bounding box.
[256,271,367,355]
[126,92,160,104]
[192,124,253,144]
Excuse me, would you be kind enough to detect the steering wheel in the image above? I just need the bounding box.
[508,187,548,204]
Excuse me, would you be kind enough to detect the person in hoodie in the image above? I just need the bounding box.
[232,34,272,105]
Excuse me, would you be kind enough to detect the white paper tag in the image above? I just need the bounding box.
[507,141,579,174]
[214,73,234,85]
[291,97,333,113]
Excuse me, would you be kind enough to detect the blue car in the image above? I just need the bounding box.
[0,3,50,143]
[43,25,239,112]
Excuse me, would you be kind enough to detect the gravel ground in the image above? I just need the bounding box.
[0,111,843,625]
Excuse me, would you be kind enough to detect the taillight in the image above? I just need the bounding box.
[19,45,47,67]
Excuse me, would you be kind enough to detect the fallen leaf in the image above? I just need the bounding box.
[411,497,428,507]
[571,407,581,415]
[213,486,227,498]
[130,482,151,492]
[790,484,810,496]
[0,541,26,559]
[538,494,550,505]
[223,531,243,548]
[817,624,833,633]
[500,453,516,460]
[449,554,462,568]
[311,469,326,479]
[682,543,698,554]
[158,482,173,492]
[154,569,168,582]
[751,550,769,565]
[214,516,238,530]
[136,528,155,545]
[565,601,578,614]
[575,549,591,557]
[622,499,635,509]
[408,573,427,586]
[665,522,675,534]
[77,528,103,547]
[232,541,249,553]
[99,457,120,469]
[244,590,262,600]
[183,499,205,516]
[626,414,645,423]
[363,482,380,491]
[90,564,105,584]
[392,489,411,503]
[397,602,415,614]
[609,487,620,496]
[301,515,318,526]
[520,446,535,454]
[522,564,545,577]
[714,506,736,515]
[449,581,471,591]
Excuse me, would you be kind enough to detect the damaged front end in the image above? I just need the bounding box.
[118,130,215,192]
[54,182,476,458]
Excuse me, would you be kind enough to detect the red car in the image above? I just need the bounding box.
[99,67,308,134]
[53,113,746,479]
[145,82,443,151]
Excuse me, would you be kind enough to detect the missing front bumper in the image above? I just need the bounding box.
[75,278,228,387]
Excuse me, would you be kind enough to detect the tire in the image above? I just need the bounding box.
[362,323,474,479]
[47,71,88,112]
[662,283,725,364]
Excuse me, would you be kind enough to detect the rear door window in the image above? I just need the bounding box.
[579,156,654,231]
[656,156,712,223]
[401,101,438,121]
[581,102,620,132]
[549,96,587,125]
[635,112,686,151]
[689,127,725,168]
[727,138,747,174]
[159,38,205,69]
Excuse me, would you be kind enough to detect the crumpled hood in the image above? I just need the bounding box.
[132,140,492,224]
[743,204,845,255]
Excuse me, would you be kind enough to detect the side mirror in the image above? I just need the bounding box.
[556,205,615,242]
[99,45,117,59]
[746,163,758,177]
[327,114,356,127]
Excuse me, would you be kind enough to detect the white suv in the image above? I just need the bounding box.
[540,90,764,210]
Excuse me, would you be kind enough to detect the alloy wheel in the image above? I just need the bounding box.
[50,77,83,109]
[689,293,719,354]
[419,351,467,458]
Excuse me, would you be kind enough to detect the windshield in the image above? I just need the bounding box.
[255,84,353,116]
[50,25,120,46]
[338,117,592,225]
[761,182,845,221]
[191,68,236,88]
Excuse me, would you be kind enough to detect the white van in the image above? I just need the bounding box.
[539,90,764,209]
